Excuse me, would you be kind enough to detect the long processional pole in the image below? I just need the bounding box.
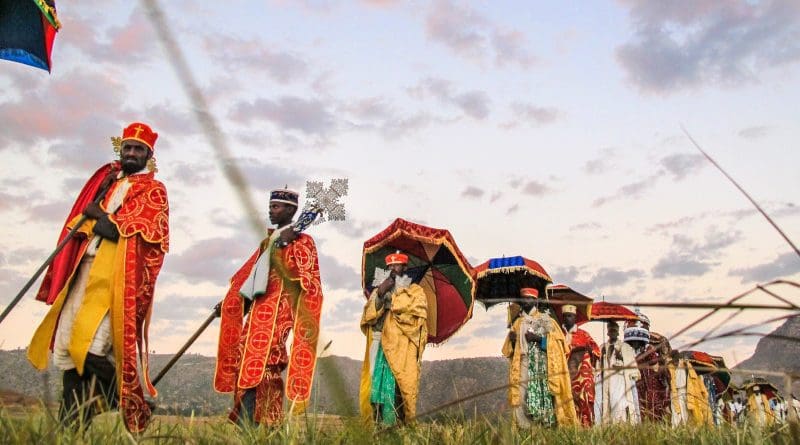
[0,169,118,326]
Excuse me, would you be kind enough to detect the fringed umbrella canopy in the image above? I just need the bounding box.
[546,284,592,325]
[474,256,551,309]
[362,218,475,345]
[741,376,781,399]
[582,301,639,324]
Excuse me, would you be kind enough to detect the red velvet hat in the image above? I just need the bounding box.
[385,251,409,266]
[121,122,158,151]
[519,287,539,299]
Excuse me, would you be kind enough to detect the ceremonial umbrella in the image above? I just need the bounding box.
[709,355,732,394]
[649,331,671,349]
[473,256,552,309]
[362,218,475,345]
[681,350,718,375]
[583,301,640,324]
[741,376,780,399]
[0,0,60,71]
[546,284,593,325]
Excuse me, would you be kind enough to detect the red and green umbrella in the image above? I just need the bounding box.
[0,0,60,72]
[362,218,475,345]
[709,355,732,394]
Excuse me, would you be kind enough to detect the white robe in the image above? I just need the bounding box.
[594,339,641,424]
[671,361,689,426]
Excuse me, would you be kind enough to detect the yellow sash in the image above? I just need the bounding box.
[28,236,119,374]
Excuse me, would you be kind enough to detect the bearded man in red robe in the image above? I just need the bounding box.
[214,189,323,426]
[28,122,169,433]
[561,304,600,426]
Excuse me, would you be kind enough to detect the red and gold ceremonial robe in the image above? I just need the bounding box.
[214,232,323,426]
[564,326,600,427]
[28,162,169,433]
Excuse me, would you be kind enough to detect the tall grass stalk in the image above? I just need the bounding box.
[0,405,795,444]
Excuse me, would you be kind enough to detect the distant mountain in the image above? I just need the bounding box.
[0,349,508,418]
[733,315,800,395]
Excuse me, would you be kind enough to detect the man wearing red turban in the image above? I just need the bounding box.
[359,251,428,425]
[28,122,169,433]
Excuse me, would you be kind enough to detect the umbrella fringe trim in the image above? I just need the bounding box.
[362,226,475,290]
[475,266,552,282]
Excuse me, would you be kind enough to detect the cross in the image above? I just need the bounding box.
[133,125,145,138]
[290,178,348,233]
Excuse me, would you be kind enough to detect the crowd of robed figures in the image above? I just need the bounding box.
[500,287,798,428]
[18,122,798,433]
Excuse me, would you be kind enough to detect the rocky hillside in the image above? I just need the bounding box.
[733,315,800,394]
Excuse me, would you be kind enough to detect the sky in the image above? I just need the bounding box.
[1,0,799,372]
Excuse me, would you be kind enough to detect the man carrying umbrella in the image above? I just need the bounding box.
[503,288,577,427]
[213,189,323,427]
[27,122,169,433]
[359,251,428,425]
[561,305,600,426]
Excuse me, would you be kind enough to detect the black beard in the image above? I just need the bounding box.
[121,160,144,174]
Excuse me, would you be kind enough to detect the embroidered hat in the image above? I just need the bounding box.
[624,309,651,343]
[270,188,299,206]
[122,122,158,151]
[624,325,650,343]
[385,251,409,265]
[625,308,651,331]
[519,287,539,299]
[562,304,577,314]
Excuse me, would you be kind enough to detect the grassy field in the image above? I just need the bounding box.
[1,405,797,444]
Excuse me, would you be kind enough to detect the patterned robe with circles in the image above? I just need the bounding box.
[214,233,323,425]
[27,163,169,433]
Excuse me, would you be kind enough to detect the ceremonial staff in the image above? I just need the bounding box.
[0,167,118,325]
[152,303,221,386]
[151,179,348,386]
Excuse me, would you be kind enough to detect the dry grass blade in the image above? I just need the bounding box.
[681,125,800,258]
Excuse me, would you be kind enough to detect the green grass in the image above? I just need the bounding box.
[0,405,797,444]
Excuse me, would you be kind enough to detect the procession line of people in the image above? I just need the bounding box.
[22,122,795,433]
